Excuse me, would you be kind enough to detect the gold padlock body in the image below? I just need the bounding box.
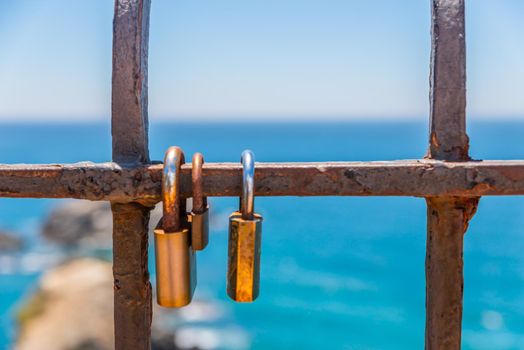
[227,211,262,302]
[154,224,197,308]
[189,205,209,251]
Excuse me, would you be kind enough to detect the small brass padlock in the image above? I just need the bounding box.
[154,146,196,308]
[189,152,209,251]
[227,150,263,302]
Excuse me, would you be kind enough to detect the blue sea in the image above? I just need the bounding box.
[1,121,524,349]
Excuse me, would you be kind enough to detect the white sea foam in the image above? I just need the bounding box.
[175,326,250,350]
[275,258,377,292]
[20,252,63,274]
[272,297,405,323]
[0,255,16,274]
[0,251,63,275]
[481,310,504,331]
[177,299,225,322]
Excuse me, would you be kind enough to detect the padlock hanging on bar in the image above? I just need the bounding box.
[154,146,196,308]
[227,150,263,302]
[189,152,209,251]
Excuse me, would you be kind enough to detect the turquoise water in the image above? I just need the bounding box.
[1,121,524,349]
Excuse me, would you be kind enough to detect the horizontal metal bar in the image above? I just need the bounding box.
[0,160,523,202]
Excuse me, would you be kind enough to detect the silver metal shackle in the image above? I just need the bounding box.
[240,150,255,220]
[162,146,185,231]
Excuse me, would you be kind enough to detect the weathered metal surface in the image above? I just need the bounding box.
[427,0,468,162]
[425,1,478,349]
[425,197,478,350]
[189,208,209,251]
[111,202,152,350]
[227,151,262,303]
[154,223,196,308]
[112,0,151,165]
[111,0,152,349]
[154,146,196,308]
[190,153,210,251]
[1,160,524,200]
[227,212,263,302]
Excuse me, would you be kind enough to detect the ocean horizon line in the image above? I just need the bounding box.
[0,115,523,125]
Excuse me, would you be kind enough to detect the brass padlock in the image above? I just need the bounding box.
[154,146,196,308]
[227,150,263,302]
[189,152,209,251]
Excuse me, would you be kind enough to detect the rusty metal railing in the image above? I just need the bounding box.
[1,161,524,201]
[0,0,516,349]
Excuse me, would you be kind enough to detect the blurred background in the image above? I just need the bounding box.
[1,1,524,349]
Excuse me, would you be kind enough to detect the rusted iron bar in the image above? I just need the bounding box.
[0,160,523,201]
[425,196,477,350]
[428,0,469,162]
[111,202,152,349]
[111,1,152,350]
[112,0,150,165]
[425,1,477,349]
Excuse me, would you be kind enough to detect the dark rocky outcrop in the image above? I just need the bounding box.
[41,201,161,248]
[42,201,113,247]
[0,230,23,252]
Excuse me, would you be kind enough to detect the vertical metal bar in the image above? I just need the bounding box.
[111,202,152,349]
[111,1,152,350]
[112,0,151,164]
[425,197,478,349]
[425,1,479,349]
[428,0,468,162]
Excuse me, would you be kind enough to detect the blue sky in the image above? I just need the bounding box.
[0,0,523,121]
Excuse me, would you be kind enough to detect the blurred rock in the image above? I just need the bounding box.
[15,258,207,350]
[41,201,162,248]
[16,258,114,350]
[42,201,112,247]
[0,230,24,252]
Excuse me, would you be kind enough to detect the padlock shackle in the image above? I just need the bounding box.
[240,150,255,220]
[191,153,207,213]
[162,146,185,232]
